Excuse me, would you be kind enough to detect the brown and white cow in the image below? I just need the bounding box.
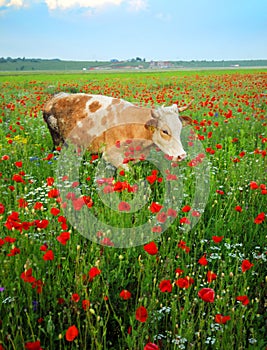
[43,93,193,168]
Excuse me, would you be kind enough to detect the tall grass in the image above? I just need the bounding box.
[0,70,266,349]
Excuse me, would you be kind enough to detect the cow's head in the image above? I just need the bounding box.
[145,100,193,161]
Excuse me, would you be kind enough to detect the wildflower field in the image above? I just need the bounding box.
[0,70,266,350]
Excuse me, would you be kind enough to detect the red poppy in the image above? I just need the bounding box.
[7,247,21,256]
[241,259,254,272]
[144,343,159,350]
[57,232,70,245]
[43,250,54,261]
[198,288,215,303]
[82,299,90,310]
[254,212,265,224]
[212,235,224,243]
[182,205,191,212]
[12,174,25,184]
[34,202,43,210]
[159,279,172,293]
[135,306,148,323]
[50,207,60,216]
[206,270,217,283]
[176,276,194,288]
[235,205,242,212]
[48,188,60,198]
[175,268,184,276]
[34,219,49,229]
[119,289,132,300]
[179,217,190,225]
[71,293,80,303]
[250,181,258,189]
[25,340,43,350]
[0,203,5,214]
[236,295,249,305]
[149,202,163,213]
[214,314,231,324]
[14,162,22,168]
[46,177,54,186]
[144,242,158,255]
[88,267,101,281]
[198,255,208,266]
[167,208,177,217]
[21,268,36,284]
[156,212,167,223]
[100,237,114,246]
[65,325,79,342]
[118,201,131,212]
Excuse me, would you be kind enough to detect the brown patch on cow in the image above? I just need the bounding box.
[89,101,102,113]
[44,94,93,145]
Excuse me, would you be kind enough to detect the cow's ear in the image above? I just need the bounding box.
[180,115,193,125]
[145,118,158,132]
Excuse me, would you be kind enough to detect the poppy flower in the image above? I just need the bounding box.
[25,340,43,350]
[50,207,60,216]
[71,293,80,303]
[236,295,249,305]
[43,250,54,261]
[21,268,36,284]
[144,242,158,255]
[214,314,231,324]
[206,270,217,283]
[175,276,194,288]
[198,288,215,303]
[0,203,5,214]
[144,343,159,350]
[118,201,131,212]
[46,177,54,186]
[167,208,177,217]
[48,188,59,198]
[235,205,242,212]
[159,279,172,293]
[7,247,21,256]
[57,232,70,245]
[212,235,224,243]
[82,299,90,310]
[65,325,79,342]
[119,289,132,300]
[254,212,265,224]
[88,267,101,281]
[250,181,258,190]
[12,174,25,184]
[241,259,253,272]
[156,212,167,223]
[198,255,208,266]
[149,202,163,213]
[34,202,43,210]
[34,220,49,229]
[135,306,148,323]
[182,205,191,213]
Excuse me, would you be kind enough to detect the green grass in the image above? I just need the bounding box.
[0,70,266,349]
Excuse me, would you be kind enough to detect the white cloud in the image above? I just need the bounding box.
[127,0,148,12]
[0,0,149,12]
[0,0,25,6]
[44,0,124,10]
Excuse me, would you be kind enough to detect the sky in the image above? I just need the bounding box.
[0,0,267,61]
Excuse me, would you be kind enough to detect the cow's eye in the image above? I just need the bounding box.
[162,129,169,135]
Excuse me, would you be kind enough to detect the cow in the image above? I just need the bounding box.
[43,93,193,168]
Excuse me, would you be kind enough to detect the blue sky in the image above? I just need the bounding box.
[0,0,266,61]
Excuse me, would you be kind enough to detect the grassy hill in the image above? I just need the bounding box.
[0,57,267,71]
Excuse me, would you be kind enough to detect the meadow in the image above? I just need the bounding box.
[0,69,266,349]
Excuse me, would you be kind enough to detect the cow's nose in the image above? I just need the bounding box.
[177,153,186,161]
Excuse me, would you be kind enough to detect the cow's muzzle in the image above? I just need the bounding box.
[176,153,186,161]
